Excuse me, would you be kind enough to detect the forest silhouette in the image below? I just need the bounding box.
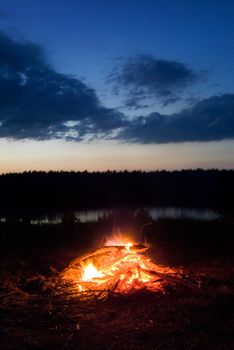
[0,169,233,213]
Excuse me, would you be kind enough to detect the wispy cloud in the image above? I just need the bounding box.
[108,55,204,108]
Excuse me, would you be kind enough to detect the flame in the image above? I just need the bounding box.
[61,234,179,297]
[81,260,103,281]
[125,242,133,251]
[104,233,135,248]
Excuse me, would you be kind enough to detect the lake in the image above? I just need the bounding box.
[13,207,221,225]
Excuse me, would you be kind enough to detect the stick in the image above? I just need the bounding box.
[141,269,197,289]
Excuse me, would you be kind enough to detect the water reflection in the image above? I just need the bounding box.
[0,207,220,225]
[148,207,219,221]
[11,207,220,225]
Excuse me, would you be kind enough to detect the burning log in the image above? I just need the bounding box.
[60,236,193,300]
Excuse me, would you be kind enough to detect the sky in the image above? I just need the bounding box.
[0,0,233,172]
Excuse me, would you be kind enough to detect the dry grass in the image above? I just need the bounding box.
[0,217,234,349]
[0,252,233,350]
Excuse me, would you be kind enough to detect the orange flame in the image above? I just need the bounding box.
[61,234,179,296]
[81,260,103,281]
[104,233,135,248]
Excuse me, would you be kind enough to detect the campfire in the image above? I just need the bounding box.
[61,235,186,299]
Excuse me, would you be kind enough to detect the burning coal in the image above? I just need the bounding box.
[61,235,184,299]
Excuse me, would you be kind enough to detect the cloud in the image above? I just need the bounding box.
[0,32,233,145]
[108,55,203,107]
[124,97,149,110]
[0,32,126,140]
[119,94,234,143]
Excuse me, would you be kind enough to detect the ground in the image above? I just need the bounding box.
[0,218,234,350]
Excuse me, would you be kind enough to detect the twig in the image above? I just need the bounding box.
[142,269,198,289]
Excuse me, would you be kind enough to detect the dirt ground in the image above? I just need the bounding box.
[1,217,234,350]
[1,249,234,350]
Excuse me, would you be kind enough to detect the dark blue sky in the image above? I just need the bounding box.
[0,0,233,171]
[1,0,233,93]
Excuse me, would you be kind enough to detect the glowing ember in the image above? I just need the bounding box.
[61,235,181,297]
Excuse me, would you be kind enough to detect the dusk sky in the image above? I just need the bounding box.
[0,0,234,172]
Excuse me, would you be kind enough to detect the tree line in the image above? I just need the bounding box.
[0,169,233,212]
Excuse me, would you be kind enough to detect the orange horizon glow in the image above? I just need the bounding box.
[0,139,234,174]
